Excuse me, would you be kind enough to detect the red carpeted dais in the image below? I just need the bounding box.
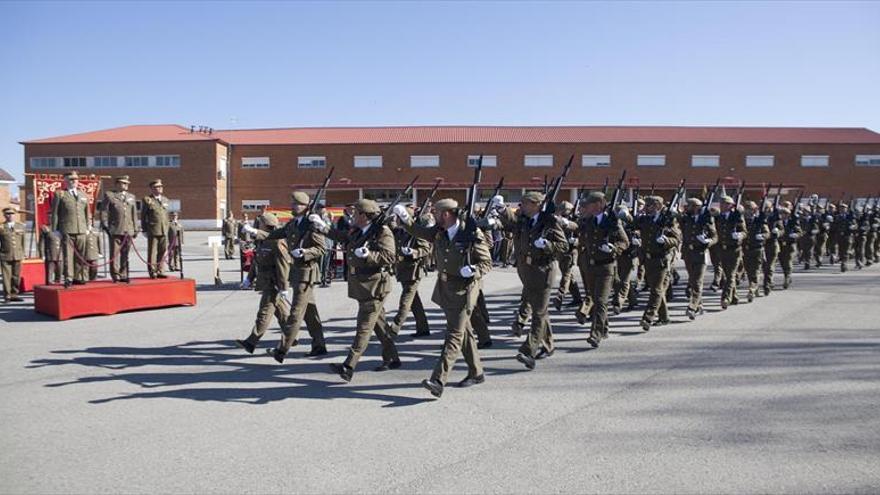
[34,278,196,320]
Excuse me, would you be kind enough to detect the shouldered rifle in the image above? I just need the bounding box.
[650,183,656,195]
[416,178,442,217]
[537,154,574,231]
[792,190,805,219]
[365,175,418,242]
[542,175,549,195]
[604,169,627,217]
[601,177,609,196]
[296,166,335,247]
[754,184,772,229]
[698,178,722,225]
[659,178,686,227]
[632,186,640,211]
[481,176,505,220]
[461,155,484,248]
[734,181,746,209]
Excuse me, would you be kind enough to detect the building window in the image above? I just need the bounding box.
[524,155,553,167]
[93,156,118,168]
[124,156,150,167]
[801,155,829,167]
[410,155,440,168]
[167,199,181,212]
[691,155,720,168]
[63,157,87,168]
[298,156,326,169]
[855,155,880,167]
[362,189,399,202]
[582,155,611,167]
[467,155,497,167]
[155,155,180,167]
[354,155,383,168]
[30,157,58,169]
[746,155,774,167]
[637,155,666,167]
[242,157,270,168]
[242,200,270,211]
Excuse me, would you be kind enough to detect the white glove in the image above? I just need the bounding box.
[656,235,668,245]
[754,234,765,241]
[242,224,258,235]
[772,228,780,235]
[811,229,819,235]
[490,195,504,209]
[392,204,410,222]
[291,248,304,258]
[696,234,710,244]
[557,217,571,228]
[849,225,857,231]
[631,237,642,247]
[788,233,799,239]
[459,265,476,278]
[307,214,327,230]
[599,243,613,253]
[533,238,548,249]
[486,217,498,228]
[567,236,578,245]
[354,246,369,258]
[401,246,414,256]
[239,278,252,289]
[826,215,833,223]
[732,232,744,240]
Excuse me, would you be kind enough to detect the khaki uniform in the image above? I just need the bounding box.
[328,223,398,370]
[577,212,630,341]
[636,214,681,325]
[222,217,236,259]
[800,213,820,269]
[268,217,327,354]
[51,189,91,283]
[742,215,770,299]
[39,228,63,283]
[679,213,718,313]
[612,214,639,310]
[391,225,431,336]
[779,216,802,287]
[833,211,857,271]
[716,210,747,307]
[168,221,184,271]
[245,233,294,346]
[100,189,138,281]
[404,219,492,386]
[140,195,170,277]
[496,208,568,358]
[84,230,102,281]
[557,218,583,306]
[763,216,783,292]
[1,222,26,299]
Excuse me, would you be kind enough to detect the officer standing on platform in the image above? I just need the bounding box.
[168,211,184,272]
[100,175,138,282]
[140,179,170,279]
[51,171,92,286]
[1,207,25,302]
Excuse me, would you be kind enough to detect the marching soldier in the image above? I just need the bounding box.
[246,191,327,361]
[716,196,747,309]
[576,192,629,347]
[833,202,857,272]
[553,200,583,311]
[611,203,639,314]
[778,207,802,289]
[679,197,717,320]
[39,225,62,284]
[222,211,236,259]
[636,196,681,331]
[389,207,432,337]
[100,175,138,282]
[140,179,170,279]
[327,199,400,382]
[801,204,819,270]
[51,171,92,286]
[168,211,184,271]
[708,206,724,291]
[1,207,25,302]
[393,199,492,398]
[866,203,879,265]
[820,203,834,266]
[742,201,770,302]
[487,191,567,369]
[763,202,783,295]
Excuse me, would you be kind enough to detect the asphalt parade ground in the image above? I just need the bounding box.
[1,232,878,494]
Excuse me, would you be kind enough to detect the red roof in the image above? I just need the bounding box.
[22,124,880,145]
[0,168,15,182]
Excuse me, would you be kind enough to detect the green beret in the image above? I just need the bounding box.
[355,199,380,214]
[522,191,545,204]
[720,195,735,204]
[433,198,459,212]
[585,191,606,205]
[291,191,310,206]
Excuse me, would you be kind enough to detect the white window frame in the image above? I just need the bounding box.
[93,156,119,168]
[241,200,271,211]
[242,157,270,169]
[637,155,666,167]
[167,199,181,212]
[582,155,611,167]
[524,155,553,167]
[354,155,383,168]
[63,156,88,168]
[746,155,774,168]
[467,155,497,167]
[124,156,150,168]
[801,155,829,167]
[297,156,326,169]
[155,155,181,167]
[30,157,58,169]
[855,155,880,167]
[410,155,440,168]
[691,155,720,168]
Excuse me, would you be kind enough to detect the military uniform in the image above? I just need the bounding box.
[168,217,184,271]
[679,199,718,318]
[390,216,432,337]
[742,206,770,302]
[778,209,802,288]
[763,209,783,294]
[100,176,138,282]
[833,205,857,272]
[140,180,170,278]
[84,229,102,281]
[554,201,583,310]
[39,226,62,284]
[1,209,26,301]
[222,215,236,259]
[708,208,724,290]
[715,200,747,309]
[800,209,820,269]
[51,174,92,284]
[635,199,681,330]
[612,206,640,312]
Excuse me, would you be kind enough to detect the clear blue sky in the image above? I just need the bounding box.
[2,1,879,185]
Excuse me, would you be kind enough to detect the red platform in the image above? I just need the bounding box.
[20,259,47,293]
[34,278,197,320]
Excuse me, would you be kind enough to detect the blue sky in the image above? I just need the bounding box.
[1,1,879,184]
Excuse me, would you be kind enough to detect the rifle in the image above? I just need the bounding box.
[698,178,722,225]
[537,154,574,231]
[481,176,505,220]
[754,184,772,230]
[601,177,609,196]
[365,175,418,241]
[734,181,746,209]
[542,175,549,195]
[650,183,656,196]
[572,187,584,219]
[658,178,686,227]
[460,155,484,265]
[415,178,442,217]
[298,166,335,234]
[604,170,628,216]
[632,186,640,211]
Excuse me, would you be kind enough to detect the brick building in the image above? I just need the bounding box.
[0,167,18,217]
[21,124,880,228]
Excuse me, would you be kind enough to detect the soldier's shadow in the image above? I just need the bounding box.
[28,340,441,407]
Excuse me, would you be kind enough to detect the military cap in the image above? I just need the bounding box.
[778,207,791,215]
[839,202,849,209]
[259,212,279,228]
[2,207,16,215]
[65,170,80,179]
[559,200,574,212]
[149,179,164,188]
[709,206,720,214]
[745,200,758,209]
[645,195,664,207]
[354,198,380,214]
[781,200,793,209]
[290,191,310,206]
[720,195,735,204]
[522,191,545,204]
[115,175,131,184]
[636,197,646,206]
[583,191,606,205]
[433,198,459,213]
[687,197,703,207]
